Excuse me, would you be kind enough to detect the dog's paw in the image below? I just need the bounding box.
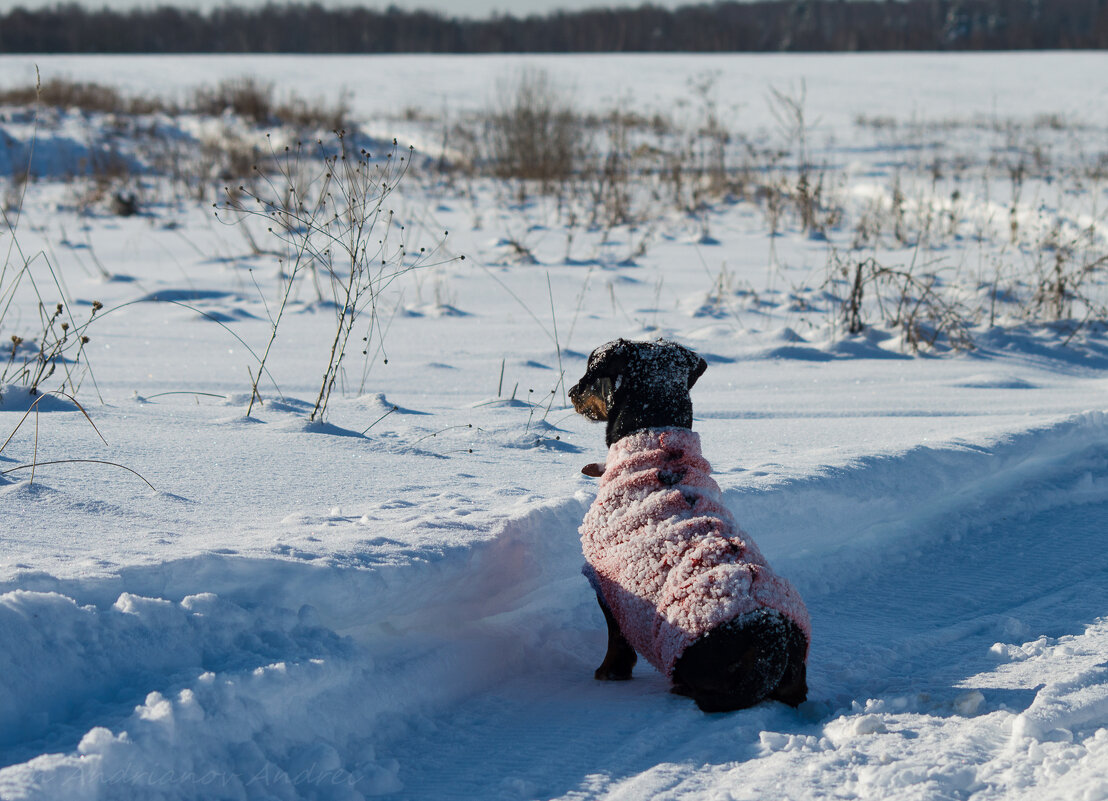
[594,665,634,681]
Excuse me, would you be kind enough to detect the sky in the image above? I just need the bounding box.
[0,0,694,19]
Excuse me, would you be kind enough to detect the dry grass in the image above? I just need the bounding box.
[0,75,348,131]
[485,69,584,188]
[4,71,1107,364]
[192,77,350,130]
[192,77,273,123]
[0,78,170,114]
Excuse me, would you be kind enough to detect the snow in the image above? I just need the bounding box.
[1,53,1108,799]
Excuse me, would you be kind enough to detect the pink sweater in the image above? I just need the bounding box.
[580,428,811,677]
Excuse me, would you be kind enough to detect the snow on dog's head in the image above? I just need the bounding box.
[570,338,707,446]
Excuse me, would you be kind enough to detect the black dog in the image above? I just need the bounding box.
[570,338,809,712]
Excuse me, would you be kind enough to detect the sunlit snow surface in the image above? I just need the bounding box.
[2,53,1108,800]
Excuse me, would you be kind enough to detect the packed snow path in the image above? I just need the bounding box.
[3,413,1108,800]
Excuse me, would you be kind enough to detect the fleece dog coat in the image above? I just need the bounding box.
[580,427,811,678]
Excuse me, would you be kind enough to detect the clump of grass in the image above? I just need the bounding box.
[0,75,348,132]
[192,77,274,124]
[0,78,169,114]
[192,76,350,130]
[485,68,584,191]
[828,251,977,352]
[273,91,351,132]
[1,72,103,402]
[1,301,102,398]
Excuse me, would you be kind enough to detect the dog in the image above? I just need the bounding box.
[570,338,810,712]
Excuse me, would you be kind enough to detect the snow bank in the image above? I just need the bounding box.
[724,410,1108,594]
[0,497,591,800]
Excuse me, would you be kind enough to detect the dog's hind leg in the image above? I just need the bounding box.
[769,624,809,707]
[594,593,637,681]
[671,610,797,712]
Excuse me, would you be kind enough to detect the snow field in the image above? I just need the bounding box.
[2,53,1108,799]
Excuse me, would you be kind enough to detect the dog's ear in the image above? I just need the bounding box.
[583,338,632,382]
[688,355,707,389]
[667,343,706,389]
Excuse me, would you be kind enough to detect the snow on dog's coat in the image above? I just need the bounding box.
[580,427,811,677]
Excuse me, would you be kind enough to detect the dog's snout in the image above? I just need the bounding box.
[570,376,612,421]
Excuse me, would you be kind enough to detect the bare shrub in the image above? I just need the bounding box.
[767,81,841,237]
[586,108,635,229]
[0,224,104,397]
[1026,224,1108,338]
[70,148,140,215]
[688,71,730,202]
[192,76,350,131]
[1,301,102,399]
[485,68,584,191]
[218,133,457,421]
[828,252,976,352]
[193,77,273,123]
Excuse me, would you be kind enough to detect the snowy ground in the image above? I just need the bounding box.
[2,53,1108,800]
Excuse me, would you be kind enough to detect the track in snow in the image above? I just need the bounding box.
[379,414,1108,800]
[3,414,1108,800]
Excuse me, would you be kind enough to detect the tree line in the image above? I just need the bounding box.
[2,0,1107,53]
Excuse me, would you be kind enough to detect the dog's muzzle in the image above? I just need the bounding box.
[570,376,613,421]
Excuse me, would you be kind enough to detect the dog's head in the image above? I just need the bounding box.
[570,338,707,446]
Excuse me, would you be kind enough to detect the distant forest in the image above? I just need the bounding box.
[2,0,1107,53]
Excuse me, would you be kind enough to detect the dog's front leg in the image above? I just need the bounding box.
[594,593,637,680]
